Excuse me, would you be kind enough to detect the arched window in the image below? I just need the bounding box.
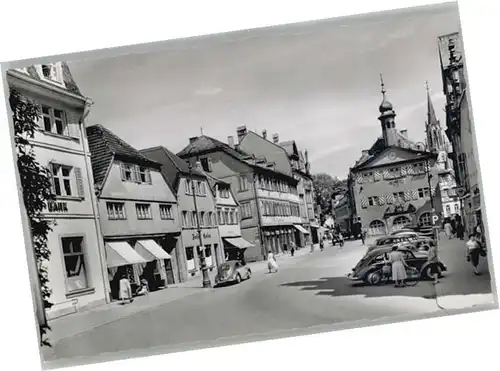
[419,212,432,227]
[393,216,411,231]
[369,220,385,236]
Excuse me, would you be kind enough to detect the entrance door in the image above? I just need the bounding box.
[164,259,175,285]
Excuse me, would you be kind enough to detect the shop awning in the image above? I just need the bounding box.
[105,241,149,268]
[294,225,310,234]
[136,239,172,260]
[223,237,255,250]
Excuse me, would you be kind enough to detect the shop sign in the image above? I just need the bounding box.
[47,201,68,213]
[192,232,212,240]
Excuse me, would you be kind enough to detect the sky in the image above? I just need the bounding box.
[68,2,461,179]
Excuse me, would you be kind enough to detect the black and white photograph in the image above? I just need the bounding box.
[1,1,498,370]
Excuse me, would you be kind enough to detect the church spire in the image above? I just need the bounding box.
[425,81,446,153]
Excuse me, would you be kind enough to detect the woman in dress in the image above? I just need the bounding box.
[389,245,408,287]
[466,234,482,276]
[444,220,453,239]
[119,273,133,304]
[267,249,278,273]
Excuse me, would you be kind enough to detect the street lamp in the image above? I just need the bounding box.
[187,150,212,289]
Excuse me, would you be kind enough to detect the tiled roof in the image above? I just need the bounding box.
[25,62,83,96]
[86,124,159,188]
[140,146,205,192]
[177,135,248,160]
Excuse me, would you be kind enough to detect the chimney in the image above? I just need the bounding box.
[228,136,235,148]
[189,136,198,144]
[272,133,279,144]
[195,161,203,171]
[262,130,267,139]
[400,129,408,138]
[236,126,247,143]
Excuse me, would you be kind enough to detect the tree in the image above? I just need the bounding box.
[10,89,55,347]
[312,173,347,221]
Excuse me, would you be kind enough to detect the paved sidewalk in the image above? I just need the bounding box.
[434,233,495,309]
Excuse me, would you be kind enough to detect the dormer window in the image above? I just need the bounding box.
[37,63,64,86]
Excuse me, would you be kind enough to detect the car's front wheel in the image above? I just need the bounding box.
[246,270,252,279]
[235,274,242,284]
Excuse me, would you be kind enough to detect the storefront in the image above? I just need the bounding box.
[181,227,224,278]
[293,224,309,248]
[222,236,255,262]
[262,227,295,254]
[105,235,177,300]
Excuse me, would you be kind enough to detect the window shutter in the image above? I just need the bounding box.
[74,167,85,199]
[360,197,368,209]
[411,189,419,200]
[404,190,411,201]
[47,161,56,194]
[382,169,390,179]
[120,163,126,181]
[386,193,394,204]
[207,158,213,172]
[146,169,152,184]
[133,165,141,183]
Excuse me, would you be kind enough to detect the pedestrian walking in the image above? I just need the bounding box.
[119,273,133,305]
[444,220,453,239]
[338,232,344,249]
[320,237,325,251]
[267,249,278,273]
[360,229,366,245]
[427,244,440,285]
[290,240,296,256]
[456,220,465,240]
[388,245,408,287]
[466,234,482,276]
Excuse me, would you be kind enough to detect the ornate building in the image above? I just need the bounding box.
[349,76,442,236]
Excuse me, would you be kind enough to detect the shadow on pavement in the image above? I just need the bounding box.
[281,270,493,300]
[280,276,438,299]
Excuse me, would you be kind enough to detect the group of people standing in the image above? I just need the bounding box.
[443,215,465,240]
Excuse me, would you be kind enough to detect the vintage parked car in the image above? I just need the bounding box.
[214,260,252,287]
[366,235,418,254]
[347,246,447,285]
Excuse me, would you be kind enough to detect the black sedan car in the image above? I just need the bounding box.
[347,246,447,285]
[214,260,252,287]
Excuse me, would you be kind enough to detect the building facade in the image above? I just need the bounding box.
[176,134,301,262]
[86,125,182,299]
[438,32,482,236]
[7,63,109,319]
[349,77,442,236]
[236,128,317,245]
[333,193,352,232]
[140,146,225,281]
[205,173,254,261]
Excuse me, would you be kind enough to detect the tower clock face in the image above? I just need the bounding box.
[388,151,396,160]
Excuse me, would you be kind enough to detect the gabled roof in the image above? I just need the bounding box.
[86,124,160,189]
[24,62,83,96]
[140,146,205,192]
[352,145,436,172]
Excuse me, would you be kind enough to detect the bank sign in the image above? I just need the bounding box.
[47,201,68,213]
